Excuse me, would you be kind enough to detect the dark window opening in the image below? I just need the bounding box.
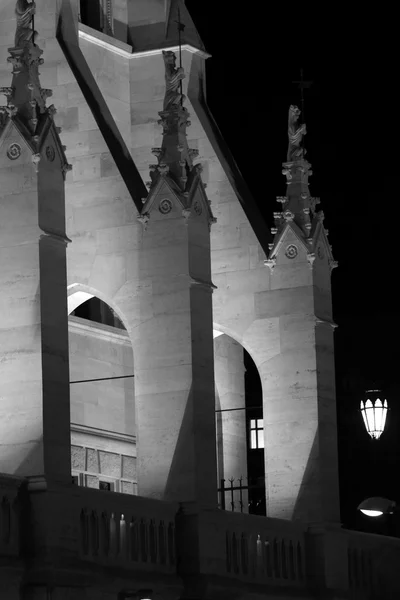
[71,297,125,331]
[245,349,266,516]
[79,0,113,36]
[99,481,113,492]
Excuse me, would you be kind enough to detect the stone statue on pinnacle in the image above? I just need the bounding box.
[162,50,185,111]
[287,105,307,162]
[15,0,37,48]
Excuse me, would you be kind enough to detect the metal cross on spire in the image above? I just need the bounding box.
[292,68,312,121]
[175,7,185,105]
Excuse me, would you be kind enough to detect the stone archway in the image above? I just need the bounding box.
[67,285,137,495]
[214,329,265,515]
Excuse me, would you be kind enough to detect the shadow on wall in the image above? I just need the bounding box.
[57,0,147,210]
[163,384,216,505]
[14,437,43,477]
[292,429,319,521]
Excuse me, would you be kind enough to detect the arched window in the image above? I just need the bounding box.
[79,0,113,36]
[71,297,125,330]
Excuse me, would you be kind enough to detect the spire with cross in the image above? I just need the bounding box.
[292,68,313,122]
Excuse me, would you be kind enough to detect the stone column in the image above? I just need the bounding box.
[0,124,71,485]
[214,334,247,512]
[135,187,217,507]
[260,237,340,523]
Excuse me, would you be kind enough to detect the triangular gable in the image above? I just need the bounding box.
[268,220,310,260]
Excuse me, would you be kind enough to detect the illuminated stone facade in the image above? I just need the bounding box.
[1,2,390,600]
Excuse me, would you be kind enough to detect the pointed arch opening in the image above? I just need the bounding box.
[68,287,136,495]
[214,329,265,516]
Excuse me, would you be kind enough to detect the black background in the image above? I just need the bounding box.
[187,2,399,532]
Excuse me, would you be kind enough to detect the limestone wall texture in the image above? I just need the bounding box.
[68,316,135,435]
[0,0,339,523]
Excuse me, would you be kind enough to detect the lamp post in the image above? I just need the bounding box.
[360,389,388,440]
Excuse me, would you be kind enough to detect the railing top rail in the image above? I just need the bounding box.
[346,528,400,548]
[73,485,179,517]
[0,473,27,490]
[210,509,307,535]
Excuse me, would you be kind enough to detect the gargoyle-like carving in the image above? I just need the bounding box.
[15,0,37,48]
[287,105,307,162]
[162,51,185,111]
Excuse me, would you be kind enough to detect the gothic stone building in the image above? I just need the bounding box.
[0,1,399,599]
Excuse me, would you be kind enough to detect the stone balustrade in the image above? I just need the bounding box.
[3,471,400,598]
[176,507,307,593]
[76,486,178,573]
[347,529,400,599]
[0,474,25,558]
[223,511,306,586]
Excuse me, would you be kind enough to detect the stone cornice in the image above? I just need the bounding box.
[78,24,210,60]
[68,315,130,345]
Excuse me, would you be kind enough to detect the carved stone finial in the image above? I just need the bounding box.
[162,51,185,111]
[287,105,307,162]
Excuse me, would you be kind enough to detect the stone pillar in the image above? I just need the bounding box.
[261,234,340,523]
[0,123,71,484]
[135,187,217,507]
[214,334,247,511]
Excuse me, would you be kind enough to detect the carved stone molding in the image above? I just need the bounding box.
[264,258,276,272]
[137,213,150,229]
[307,253,316,269]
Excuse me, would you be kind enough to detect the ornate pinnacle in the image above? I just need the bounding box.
[147,51,194,193]
[2,1,53,132]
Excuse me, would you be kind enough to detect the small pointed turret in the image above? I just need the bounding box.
[140,48,215,229]
[0,0,71,177]
[148,50,198,193]
[279,105,317,235]
[2,1,52,130]
[266,105,337,272]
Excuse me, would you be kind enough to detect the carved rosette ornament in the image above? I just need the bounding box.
[285,244,298,259]
[7,142,22,160]
[159,199,173,215]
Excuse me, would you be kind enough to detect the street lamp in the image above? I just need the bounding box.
[360,389,388,440]
[358,497,397,517]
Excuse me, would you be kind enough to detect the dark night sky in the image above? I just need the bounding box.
[187,3,399,530]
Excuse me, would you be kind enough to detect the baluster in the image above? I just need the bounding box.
[109,512,118,557]
[140,518,148,562]
[120,514,127,559]
[354,549,359,588]
[232,532,239,574]
[289,540,295,580]
[167,522,175,565]
[80,509,89,555]
[90,510,99,556]
[255,534,263,576]
[281,539,287,579]
[129,518,138,561]
[296,541,303,581]
[226,531,232,573]
[158,520,166,564]
[100,511,110,557]
[149,519,157,563]
[265,539,272,578]
[273,538,280,578]
[241,533,248,575]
